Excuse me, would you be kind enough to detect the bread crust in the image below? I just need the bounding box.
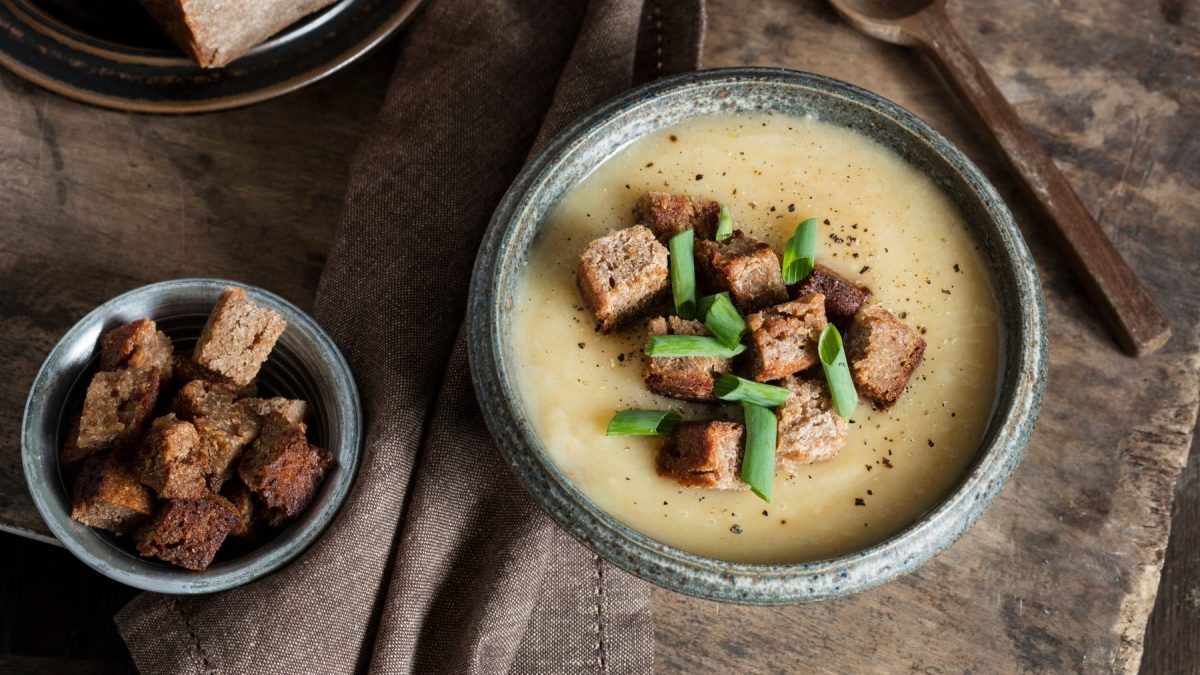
[695,230,788,313]
[577,226,670,333]
[656,421,748,490]
[194,287,286,386]
[635,191,720,242]
[643,316,732,401]
[845,304,926,408]
[135,495,240,571]
[745,294,827,382]
[791,264,870,327]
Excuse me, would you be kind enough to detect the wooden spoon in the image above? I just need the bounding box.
[828,0,1171,356]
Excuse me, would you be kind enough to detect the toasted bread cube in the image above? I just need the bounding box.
[238,397,308,425]
[745,294,827,382]
[846,305,926,408]
[635,191,720,242]
[171,352,258,398]
[577,226,670,333]
[170,379,241,420]
[59,412,87,466]
[656,421,748,490]
[70,451,156,535]
[792,264,871,327]
[134,495,239,571]
[221,481,260,540]
[643,316,733,401]
[194,412,261,491]
[775,377,848,476]
[77,368,160,457]
[99,318,174,383]
[238,413,333,523]
[136,414,211,499]
[696,231,788,313]
[193,287,286,386]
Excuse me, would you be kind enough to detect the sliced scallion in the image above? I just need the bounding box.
[714,375,792,408]
[781,217,819,284]
[669,229,696,319]
[740,402,777,502]
[606,410,682,436]
[715,204,734,241]
[701,293,746,349]
[696,291,728,321]
[645,335,746,358]
[818,323,859,417]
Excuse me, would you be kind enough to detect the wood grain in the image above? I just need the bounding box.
[0,0,1196,673]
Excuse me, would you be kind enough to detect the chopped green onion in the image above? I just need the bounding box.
[714,375,792,408]
[701,293,746,349]
[740,402,777,502]
[818,324,858,417]
[606,410,682,436]
[645,335,746,358]
[715,204,734,241]
[782,217,819,284]
[669,229,696,319]
[696,291,728,321]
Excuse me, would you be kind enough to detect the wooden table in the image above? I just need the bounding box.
[1,0,1197,672]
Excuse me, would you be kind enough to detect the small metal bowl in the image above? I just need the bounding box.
[468,68,1048,604]
[22,278,361,594]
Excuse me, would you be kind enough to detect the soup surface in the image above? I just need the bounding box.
[510,113,999,564]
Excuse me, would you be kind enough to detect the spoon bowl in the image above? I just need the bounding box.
[827,0,944,46]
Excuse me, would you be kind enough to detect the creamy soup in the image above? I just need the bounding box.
[509,113,999,564]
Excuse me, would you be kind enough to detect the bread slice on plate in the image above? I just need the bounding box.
[138,0,342,68]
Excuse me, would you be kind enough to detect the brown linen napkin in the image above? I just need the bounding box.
[116,0,704,672]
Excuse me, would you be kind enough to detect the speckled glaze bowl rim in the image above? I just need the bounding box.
[468,67,1048,605]
[21,278,362,594]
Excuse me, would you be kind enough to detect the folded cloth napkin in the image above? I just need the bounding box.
[116,0,704,672]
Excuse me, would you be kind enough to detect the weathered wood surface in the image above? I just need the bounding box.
[0,0,1196,672]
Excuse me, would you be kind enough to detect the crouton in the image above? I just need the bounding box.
[221,481,259,540]
[745,294,827,382]
[76,368,160,457]
[193,411,261,491]
[643,316,733,401]
[59,412,87,465]
[791,264,870,327]
[134,495,240,571]
[171,352,258,398]
[238,397,308,426]
[845,305,926,408]
[635,191,720,242]
[695,231,788,313]
[238,413,333,523]
[775,377,848,475]
[577,225,670,332]
[655,421,747,490]
[136,414,211,499]
[193,287,286,386]
[70,451,156,535]
[170,379,241,420]
[99,318,174,383]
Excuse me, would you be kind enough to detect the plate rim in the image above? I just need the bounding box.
[0,0,425,113]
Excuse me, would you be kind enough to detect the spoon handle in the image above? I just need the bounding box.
[911,7,1171,356]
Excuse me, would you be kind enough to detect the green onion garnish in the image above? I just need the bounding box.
[715,204,734,241]
[669,229,696,319]
[818,324,859,417]
[714,375,792,407]
[645,335,747,358]
[606,410,682,436]
[696,291,727,320]
[740,402,777,502]
[701,293,746,349]
[781,217,819,284]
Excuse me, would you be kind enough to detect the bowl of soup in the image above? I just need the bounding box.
[467,67,1047,604]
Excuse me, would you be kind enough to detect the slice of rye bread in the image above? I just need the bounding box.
[137,0,341,69]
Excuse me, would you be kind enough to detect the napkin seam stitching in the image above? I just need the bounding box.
[592,554,609,673]
[172,597,217,674]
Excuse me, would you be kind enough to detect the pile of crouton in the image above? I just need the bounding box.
[63,287,333,571]
[578,192,926,490]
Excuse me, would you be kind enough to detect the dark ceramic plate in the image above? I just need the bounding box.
[0,0,424,113]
